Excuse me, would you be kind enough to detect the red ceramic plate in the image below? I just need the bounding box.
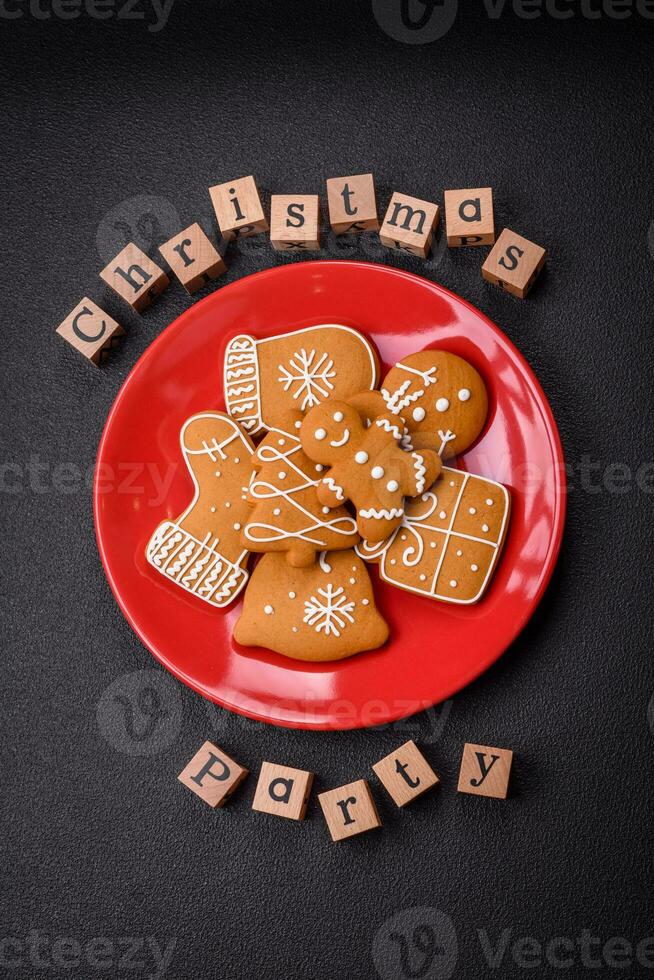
[94,261,566,730]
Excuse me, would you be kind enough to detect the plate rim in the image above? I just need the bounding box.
[94,259,567,730]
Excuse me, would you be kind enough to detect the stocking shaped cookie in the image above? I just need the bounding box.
[224,324,379,435]
[146,412,255,608]
[242,423,359,567]
[380,350,488,458]
[357,466,510,604]
[233,550,388,661]
[300,401,441,543]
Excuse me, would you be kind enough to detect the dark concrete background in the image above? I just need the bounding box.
[2,2,654,977]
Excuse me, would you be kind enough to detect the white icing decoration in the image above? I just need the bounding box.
[486,498,493,506]
[315,428,327,441]
[439,511,447,519]
[303,584,355,637]
[289,591,296,598]
[412,452,427,493]
[214,470,221,477]
[322,506,330,514]
[323,476,345,501]
[278,348,336,411]
[355,451,369,464]
[278,470,286,479]
[360,506,404,519]
[333,411,344,422]
[382,364,438,415]
[210,506,216,513]
[412,407,426,422]
[375,417,405,442]
[482,523,489,532]
[420,574,426,581]
[292,626,298,632]
[456,549,462,557]
[318,552,332,573]
[225,501,231,508]
[264,604,274,614]
[294,420,302,429]
[234,457,240,464]
[436,398,450,412]
[349,577,355,584]
[371,466,384,479]
[315,464,323,472]
[449,580,457,588]
[469,507,476,515]
[386,480,399,492]
[362,598,369,606]
[390,559,396,565]
[330,428,350,447]
[471,564,479,572]
[233,523,241,530]
[458,388,471,402]
[245,433,356,549]
[437,429,456,456]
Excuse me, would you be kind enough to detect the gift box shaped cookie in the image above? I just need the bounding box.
[357,467,510,604]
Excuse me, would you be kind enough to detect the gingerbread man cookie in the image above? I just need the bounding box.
[300,401,441,543]
[380,350,488,458]
[233,550,388,661]
[145,412,255,608]
[242,422,360,568]
[224,324,379,435]
[357,467,510,604]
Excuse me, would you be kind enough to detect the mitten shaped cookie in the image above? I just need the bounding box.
[241,422,360,568]
[233,550,388,661]
[300,401,441,543]
[146,412,255,608]
[380,350,488,458]
[223,324,379,435]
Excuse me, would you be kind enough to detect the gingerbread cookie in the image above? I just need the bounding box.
[357,466,510,604]
[233,550,388,661]
[224,324,379,435]
[146,412,255,608]
[242,423,360,567]
[380,350,488,457]
[300,401,441,543]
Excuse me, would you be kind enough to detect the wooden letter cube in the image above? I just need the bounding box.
[178,740,248,808]
[457,742,513,799]
[326,173,379,234]
[372,740,440,807]
[100,243,169,312]
[251,761,314,821]
[444,187,495,247]
[270,194,321,251]
[159,222,226,294]
[318,779,381,842]
[56,298,125,366]
[379,192,440,258]
[482,228,547,298]
[209,175,268,240]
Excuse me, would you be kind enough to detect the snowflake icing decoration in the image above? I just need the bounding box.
[303,584,355,638]
[278,348,336,411]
